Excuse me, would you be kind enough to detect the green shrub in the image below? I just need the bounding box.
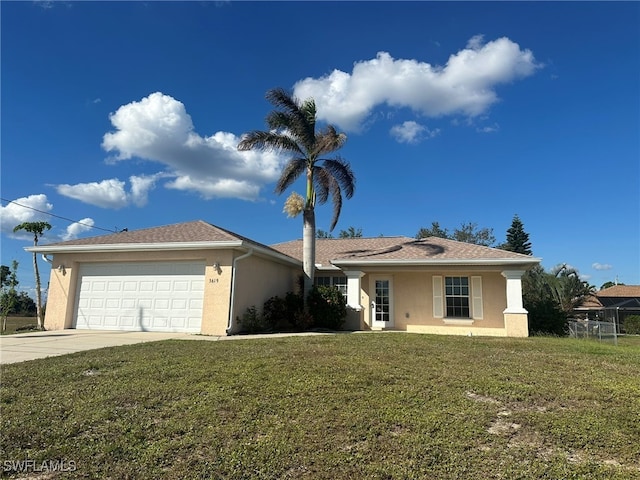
[262,295,288,330]
[307,285,347,330]
[624,315,640,335]
[525,298,568,336]
[262,291,304,331]
[237,305,269,334]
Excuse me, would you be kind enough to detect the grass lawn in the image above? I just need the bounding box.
[2,334,639,479]
[1,316,39,335]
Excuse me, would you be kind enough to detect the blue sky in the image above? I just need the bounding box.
[2,1,639,297]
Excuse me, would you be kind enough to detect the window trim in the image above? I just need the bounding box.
[315,275,348,300]
[433,275,483,321]
[445,276,471,319]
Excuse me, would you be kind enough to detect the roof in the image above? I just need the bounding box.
[28,220,300,266]
[576,285,640,311]
[40,220,245,246]
[270,236,541,268]
[596,285,640,298]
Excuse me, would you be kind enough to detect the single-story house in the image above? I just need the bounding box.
[573,285,640,332]
[30,220,541,337]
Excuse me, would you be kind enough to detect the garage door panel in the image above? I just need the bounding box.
[90,298,104,308]
[105,298,120,309]
[74,262,205,332]
[173,281,189,292]
[155,298,170,310]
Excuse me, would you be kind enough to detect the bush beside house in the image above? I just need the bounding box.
[238,286,347,334]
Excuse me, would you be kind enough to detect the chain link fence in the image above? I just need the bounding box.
[567,319,618,345]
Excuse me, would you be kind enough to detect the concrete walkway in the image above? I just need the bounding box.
[0,329,334,365]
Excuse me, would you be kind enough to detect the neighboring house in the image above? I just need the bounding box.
[272,236,540,337]
[574,285,640,333]
[30,220,541,337]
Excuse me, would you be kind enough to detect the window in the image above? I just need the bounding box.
[445,276,470,318]
[315,275,348,300]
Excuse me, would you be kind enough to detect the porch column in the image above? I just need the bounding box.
[501,270,528,313]
[501,270,529,337]
[343,270,365,311]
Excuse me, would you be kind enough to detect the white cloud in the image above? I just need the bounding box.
[56,179,129,209]
[101,92,284,201]
[390,121,440,144]
[56,174,162,209]
[293,36,540,132]
[592,262,613,271]
[476,123,500,133]
[129,174,163,206]
[0,194,53,236]
[62,218,95,241]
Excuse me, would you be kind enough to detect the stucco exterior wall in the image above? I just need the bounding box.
[43,249,238,335]
[359,269,513,335]
[230,253,299,333]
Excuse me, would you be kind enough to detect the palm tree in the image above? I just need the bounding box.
[13,221,52,330]
[549,264,596,314]
[238,88,355,299]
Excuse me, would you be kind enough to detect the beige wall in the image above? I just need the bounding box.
[359,269,521,336]
[43,249,526,338]
[230,253,299,334]
[43,249,298,336]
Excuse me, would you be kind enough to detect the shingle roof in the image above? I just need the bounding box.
[37,221,287,260]
[596,285,640,298]
[579,295,603,309]
[270,236,539,267]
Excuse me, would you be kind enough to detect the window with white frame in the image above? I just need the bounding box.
[445,276,470,318]
[315,275,348,300]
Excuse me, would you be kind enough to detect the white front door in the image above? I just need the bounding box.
[371,277,393,328]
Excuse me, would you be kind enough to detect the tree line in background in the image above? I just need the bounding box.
[1,261,37,321]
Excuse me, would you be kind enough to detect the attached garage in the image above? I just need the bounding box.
[74,262,205,332]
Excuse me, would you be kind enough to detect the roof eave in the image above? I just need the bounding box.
[331,257,542,268]
[26,241,302,267]
[26,241,246,253]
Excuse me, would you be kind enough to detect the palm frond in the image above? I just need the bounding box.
[314,127,347,156]
[313,166,344,231]
[319,157,355,199]
[265,111,295,132]
[275,158,306,194]
[327,175,343,232]
[312,166,331,205]
[266,88,301,115]
[238,131,302,155]
[265,88,316,156]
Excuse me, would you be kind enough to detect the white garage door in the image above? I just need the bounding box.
[74,262,205,332]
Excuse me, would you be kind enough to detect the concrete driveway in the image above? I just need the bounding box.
[0,330,216,365]
[0,330,335,365]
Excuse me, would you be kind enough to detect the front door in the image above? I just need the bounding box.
[371,277,393,328]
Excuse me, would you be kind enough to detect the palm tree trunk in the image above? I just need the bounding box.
[302,207,316,303]
[32,251,44,330]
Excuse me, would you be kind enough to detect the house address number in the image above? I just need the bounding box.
[209,278,219,284]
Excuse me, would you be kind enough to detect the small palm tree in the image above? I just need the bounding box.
[549,264,595,314]
[238,88,355,299]
[13,221,52,330]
